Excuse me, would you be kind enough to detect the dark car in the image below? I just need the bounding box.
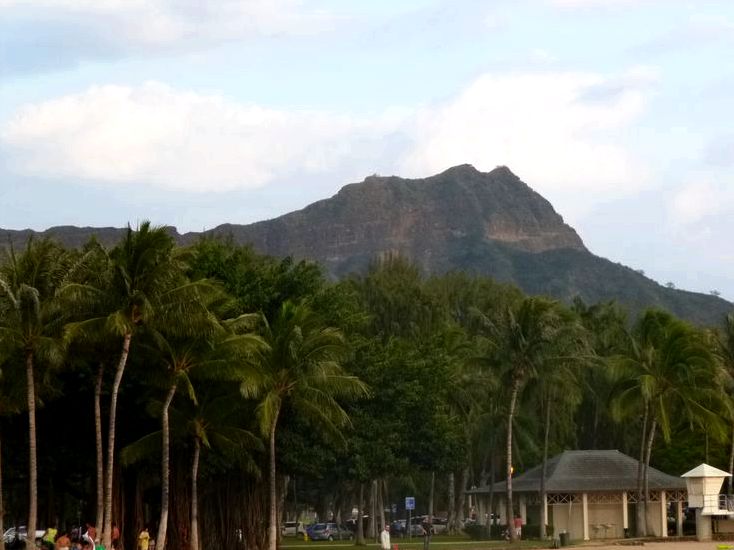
[309,523,353,541]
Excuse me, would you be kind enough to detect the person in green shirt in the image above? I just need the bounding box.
[43,526,58,550]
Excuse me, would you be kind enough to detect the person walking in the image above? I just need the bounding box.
[380,524,391,550]
[421,519,434,550]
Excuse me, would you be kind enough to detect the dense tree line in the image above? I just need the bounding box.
[0,223,733,550]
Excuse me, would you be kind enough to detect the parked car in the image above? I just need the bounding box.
[431,518,448,534]
[406,522,424,537]
[3,527,45,544]
[281,521,306,537]
[309,523,353,541]
[390,520,406,537]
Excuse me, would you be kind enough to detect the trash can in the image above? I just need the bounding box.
[559,532,570,546]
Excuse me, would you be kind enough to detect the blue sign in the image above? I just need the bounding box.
[405,497,415,510]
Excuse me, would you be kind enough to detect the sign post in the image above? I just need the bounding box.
[405,497,415,540]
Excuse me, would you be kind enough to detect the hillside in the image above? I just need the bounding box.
[1,165,730,325]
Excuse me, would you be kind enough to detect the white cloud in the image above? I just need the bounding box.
[528,48,558,64]
[1,69,657,199]
[669,180,734,225]
[0,0,337,49]
[1,82,401,192]
[400,70,655,199]
[550,0,663,7]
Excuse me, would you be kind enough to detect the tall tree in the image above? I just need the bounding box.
[62,222,186,549]
[715,314,734,493]
[611,309,728,535]
[479,297,570,542]
[243,301,369,550]
[0,240,67,546]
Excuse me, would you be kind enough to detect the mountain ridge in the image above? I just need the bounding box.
[1,165,730,325]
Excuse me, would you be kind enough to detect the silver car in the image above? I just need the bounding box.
[3,527,46,544]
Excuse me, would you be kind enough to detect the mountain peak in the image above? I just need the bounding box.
[1,165,730,325]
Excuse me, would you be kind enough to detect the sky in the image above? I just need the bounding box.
[1,0,733,299]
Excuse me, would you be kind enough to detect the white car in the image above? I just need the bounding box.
[281,521,306,537]
[3,527,46,544]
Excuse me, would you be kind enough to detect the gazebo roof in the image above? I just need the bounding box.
[472,450,686,494]
[681,463,731,478]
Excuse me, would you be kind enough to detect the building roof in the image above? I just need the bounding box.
[471,450,686,494]
[681,463,731,478]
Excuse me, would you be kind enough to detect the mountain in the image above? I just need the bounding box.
[1,165,730,325]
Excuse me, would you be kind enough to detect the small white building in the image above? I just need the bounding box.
[682,463,733,540]
[469,450,687,541]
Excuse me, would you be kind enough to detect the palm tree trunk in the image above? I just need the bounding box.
[95,363,105,531]
[378,479,385,534]
[506,376,521,542]
[643,419,657,536]
[190,438,200,550]
[447,472,455,534]
[356,483,365,546]
[156,383,178,550]
[456,466,469,531]
[728,422,734,494]
[540,395,552,539]
[367,481,376,539]
[268,410,281,550]
[488,451,495,536]
[635,406,648,537]
[428,471,435,519]
[0,426,5,550]
[26,350,38,548]
[103,332,132,550]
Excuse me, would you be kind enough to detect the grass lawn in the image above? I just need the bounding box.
[280,537,549,550]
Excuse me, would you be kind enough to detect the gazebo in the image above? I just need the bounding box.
[469,450,687,540]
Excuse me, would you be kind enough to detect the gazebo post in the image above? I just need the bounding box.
[519,495,527,525]
[543,493,548,535]
[622,491,628,535]
[660,491,667,537]
[675,501,683,536]
[582,493,589,541]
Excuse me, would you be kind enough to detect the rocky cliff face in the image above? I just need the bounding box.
[1,165,731,325]
[206,164,586,277]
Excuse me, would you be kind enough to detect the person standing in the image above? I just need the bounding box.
[380,524,391,550]
[43,525,58,550]
[421,519,434,550]
[111,524,120,550]
[137,528,150,550]
[55,532,71,550]
[513,515,523,540]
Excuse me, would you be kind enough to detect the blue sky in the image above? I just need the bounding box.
[1,0,733,299]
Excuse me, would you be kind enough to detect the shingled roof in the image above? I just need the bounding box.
[473,450,686,494]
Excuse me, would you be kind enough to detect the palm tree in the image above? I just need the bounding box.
[481,297,570,542]
[714,314,734,493]
[0,363,25,550]
[242,301,370,550]
[611,309,727,535]
[145,296,238,550]
[61,222,188,549]
[149,333,213,550]
[0,239,67,546]
[122,388,262,550]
